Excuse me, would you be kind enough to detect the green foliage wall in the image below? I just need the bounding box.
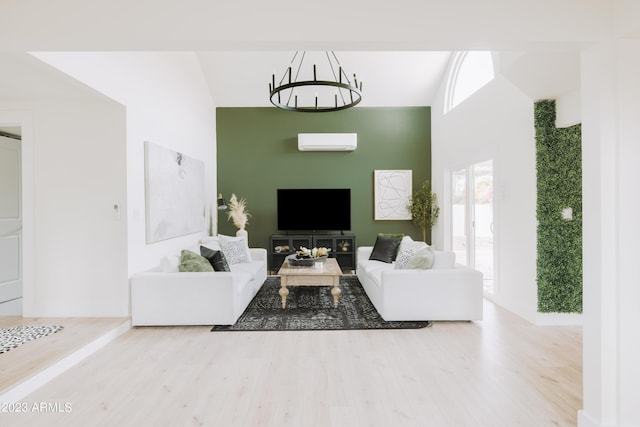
[216,107,432,254]
[535,100,582,313]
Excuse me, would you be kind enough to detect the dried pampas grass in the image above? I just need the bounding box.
[227,193,251,230]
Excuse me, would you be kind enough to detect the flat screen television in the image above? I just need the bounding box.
[277,188,351,232]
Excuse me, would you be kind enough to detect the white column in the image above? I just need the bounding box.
[579,39,640,427]
[614,39,640,427]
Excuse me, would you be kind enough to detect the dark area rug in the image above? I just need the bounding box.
[211,276,431,331]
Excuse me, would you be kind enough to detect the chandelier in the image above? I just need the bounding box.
[269,51,363,113]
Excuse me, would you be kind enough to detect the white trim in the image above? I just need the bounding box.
[577,410,615,427]
[0,319,131,403]
[444,51,495,114]
[535,312,583,326]
[443,51,466,114]
[0,110,33,316]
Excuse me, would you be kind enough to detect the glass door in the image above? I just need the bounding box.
[451,160,494,294]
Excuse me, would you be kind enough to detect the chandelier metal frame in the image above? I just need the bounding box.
[269,51,363,113]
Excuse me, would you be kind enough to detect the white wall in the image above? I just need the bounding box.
[0,101,128,316]
[579,39,640,427]
[0,52,217,317]
[432,71,538,322]
[32,52,217,276]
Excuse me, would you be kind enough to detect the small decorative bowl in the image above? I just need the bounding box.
[286,254,328,267]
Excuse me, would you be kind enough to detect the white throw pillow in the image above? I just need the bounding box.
[395,236,428,269]
[218,234,252,265]
[403,246,436,269]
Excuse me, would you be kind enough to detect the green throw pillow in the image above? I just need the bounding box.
[378,233,405,239]
[404,246,436,269]
[179,249,214,272]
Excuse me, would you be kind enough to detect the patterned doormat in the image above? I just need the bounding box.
[212,276,431,331]
[0,325,64,354]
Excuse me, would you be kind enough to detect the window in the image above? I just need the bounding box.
[444,51,494,113]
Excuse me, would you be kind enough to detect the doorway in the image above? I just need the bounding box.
[451,160,495,295]
[0,130,22,315]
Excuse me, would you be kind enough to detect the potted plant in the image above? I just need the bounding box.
[407,180,440,243]
[338,240,350,252]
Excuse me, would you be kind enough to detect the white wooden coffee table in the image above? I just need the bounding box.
[277,258,343,309]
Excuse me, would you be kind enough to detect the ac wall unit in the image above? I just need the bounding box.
[297,133,357,151]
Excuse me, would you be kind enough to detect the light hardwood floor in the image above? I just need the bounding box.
[0,300,581,427]
[0,316,129,395]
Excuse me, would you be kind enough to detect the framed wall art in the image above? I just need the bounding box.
[374,169,412,220]
[144,141,205,243]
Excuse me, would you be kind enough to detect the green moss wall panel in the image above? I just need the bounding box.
[216,107,431,253]
[535,100,583,313]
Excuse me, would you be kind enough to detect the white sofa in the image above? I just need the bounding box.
[130,243,267,326]
[357,246,483,321]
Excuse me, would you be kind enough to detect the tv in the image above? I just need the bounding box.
[277,188,351,232]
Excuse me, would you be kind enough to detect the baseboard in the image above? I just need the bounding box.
[535,312,583,326]
[0,298,22,315]
[0,318,131,403]
[578,410,617,427]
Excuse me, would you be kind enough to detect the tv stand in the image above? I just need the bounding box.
[269,233,356,274]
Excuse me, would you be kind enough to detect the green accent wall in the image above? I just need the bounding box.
[535,100,583,313]
[216,107,432,254]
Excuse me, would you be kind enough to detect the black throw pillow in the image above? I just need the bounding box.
[369,235,402,263]
[200,246,231,272]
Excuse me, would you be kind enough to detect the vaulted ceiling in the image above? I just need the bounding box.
[0,0,618,117]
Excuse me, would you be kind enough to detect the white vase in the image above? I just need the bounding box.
[236,228,248,239]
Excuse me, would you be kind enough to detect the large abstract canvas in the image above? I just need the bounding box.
[374,169,412,220]
[145,141,205,243]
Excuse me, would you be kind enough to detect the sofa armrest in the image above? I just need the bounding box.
[249,248,267,275]
[380,266,484,320]
[130,271,239,326]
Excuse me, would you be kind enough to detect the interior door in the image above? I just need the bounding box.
[0,134,22,314]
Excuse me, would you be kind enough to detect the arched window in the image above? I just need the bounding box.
[444,51,494,113]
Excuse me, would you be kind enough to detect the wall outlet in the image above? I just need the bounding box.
[561,207,573,220]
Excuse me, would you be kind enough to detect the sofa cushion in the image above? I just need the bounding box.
[359,259,393,288]
[200,246,231,272]
[403,246,436,269]
[369,234,402,263]
[229,262,263,295]
[219,234,252,265]
[179,250,214,272]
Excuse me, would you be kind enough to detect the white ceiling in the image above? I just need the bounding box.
[198,51,453,108]
[0,50,453,109]
[0,52,108,103]
[0,0,614,116]
[0,48,581,123]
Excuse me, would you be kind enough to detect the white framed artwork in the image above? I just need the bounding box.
[374,169,412,220]
[144,141,205,243]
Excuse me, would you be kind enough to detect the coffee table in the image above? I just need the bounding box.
[277,257,343,309]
